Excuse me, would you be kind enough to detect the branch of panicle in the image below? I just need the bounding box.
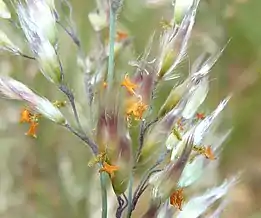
[136,117,159,163]
[116,195,129,218]
[131,151,169,216]
[56,0,94,108]
[65,123,98,155]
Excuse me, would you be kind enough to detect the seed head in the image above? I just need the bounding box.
[17,1,61,84]
[17,0,57,45]
[0,76,66,124]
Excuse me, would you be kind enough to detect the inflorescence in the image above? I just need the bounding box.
[0,0,238,217]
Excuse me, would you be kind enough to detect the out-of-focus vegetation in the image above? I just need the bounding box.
[1,0,261,217]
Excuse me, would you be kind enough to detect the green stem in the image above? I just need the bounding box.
[100,168,108,218]
[107,5,116,89]
[126,173,133,218]
[100,4,117,218]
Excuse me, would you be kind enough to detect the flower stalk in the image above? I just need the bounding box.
[107,2,117,90]
[100,169,108,218]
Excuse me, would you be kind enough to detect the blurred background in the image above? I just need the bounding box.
[1,0,261,217]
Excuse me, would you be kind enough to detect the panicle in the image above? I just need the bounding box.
[0,76,66,124]
[0,0,239,216]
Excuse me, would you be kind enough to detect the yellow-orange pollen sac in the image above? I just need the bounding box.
[103,81,107,88]
[126,98,148,120]
[196,112,205,120]
[204,145,216,160]
[88,152,107,167]
[20,109,31,123]
[99,162,119,178]
[192,145,216,160]
[116,31,128,41]
[170,188,184,211]
[53,100,67,108]
[121,75,137,95]
[26,121,39,138]
[177,118,184,131]
[20,108,40,138]
[160,19,173,29]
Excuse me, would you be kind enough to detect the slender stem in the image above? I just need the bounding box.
[136,119,145,162]
[60,85,82,129]
[100,171,108,218]
[56,20,81,48]
[135,117,159,164]
[131,169,162,213]
[107,5,116,89]
[16,50,35,60]
[67,118,106,216]
[126,173,133,218]
[116,196,124,218]
[122,193,128,211]
[65,123,98,155]
[54,35,97,154]
[143,117,159,135]
[57,16,94,108]
[131,152,169,214]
